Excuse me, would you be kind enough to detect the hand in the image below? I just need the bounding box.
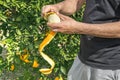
[47,14,79,34]
[41,5,59,17]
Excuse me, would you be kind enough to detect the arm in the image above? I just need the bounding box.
[48,14,120,38]
[76,21,120,38]
[55,0,85,15]
[42,0,85,15]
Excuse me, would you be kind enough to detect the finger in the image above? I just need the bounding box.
[41,6,47,17]
[47,22,61,29]
[53,29,69,34]
[58,14,71,20]
[41,5,51,17]
[42,6,57,16]
[52,29,64,33]
[52,29,58,32]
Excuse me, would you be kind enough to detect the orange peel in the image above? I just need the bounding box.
[32,60,39,68]
[39,12,60,74]
[10,64,15,71]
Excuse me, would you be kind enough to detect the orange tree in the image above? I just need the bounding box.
[0,0,84,80]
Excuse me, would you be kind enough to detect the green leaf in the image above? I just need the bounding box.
[0,46,2,54]
[0,56,3,63]
[0,14,7,22]
[60,66,66,75]
[0,1,10,8]
[16,29,22,35]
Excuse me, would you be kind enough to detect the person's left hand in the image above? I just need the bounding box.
[47,13,78,34]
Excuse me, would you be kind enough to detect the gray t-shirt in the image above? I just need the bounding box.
[79,0,120,69]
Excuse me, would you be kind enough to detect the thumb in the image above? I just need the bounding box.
[57,13,72,21]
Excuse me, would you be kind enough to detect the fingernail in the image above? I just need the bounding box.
[47,23,50,25]
[53,29,58,32]
[47,23,51,26]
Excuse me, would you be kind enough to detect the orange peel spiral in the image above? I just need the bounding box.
[39,12,60,74]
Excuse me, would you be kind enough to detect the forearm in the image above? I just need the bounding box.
[76,21,120,38]
[54,0,85,15]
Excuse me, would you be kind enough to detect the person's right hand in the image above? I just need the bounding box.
[41,5,60,17]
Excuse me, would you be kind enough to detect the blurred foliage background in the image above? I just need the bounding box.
[0,0,84,80]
